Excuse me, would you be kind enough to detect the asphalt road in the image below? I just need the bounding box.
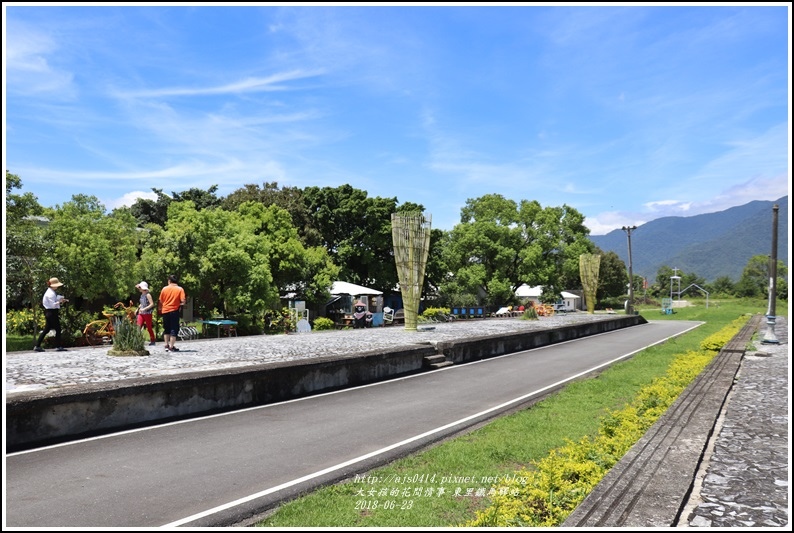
[5,320,700,528]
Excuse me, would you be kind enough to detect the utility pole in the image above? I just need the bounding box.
[622,225,637,315]
[762,204,779,344]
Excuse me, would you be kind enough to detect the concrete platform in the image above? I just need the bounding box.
[5,313,642,450]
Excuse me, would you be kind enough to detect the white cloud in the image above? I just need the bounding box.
[643,200,693,213]
[587,172,788,236]
[115,70,325,99]
[5,22,75,96]
[106,190,159,210]
[585,212,648,236]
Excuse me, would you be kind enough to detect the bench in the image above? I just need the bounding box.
[335,317,355,329]
[393,309,405,324]
[451,307,485,319]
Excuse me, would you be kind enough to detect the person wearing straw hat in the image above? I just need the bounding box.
[34,277,69,352]
[135,281,156,346]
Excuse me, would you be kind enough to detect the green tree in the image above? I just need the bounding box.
[138,201,273,319]
[225,183,428,296]
[595,251,628,301]
[236,201,339,308]
[775,275,788,301]
[172,185,222,211]
[420,228,448,301]
[631,273,646,297]
[5,171,43,221]
[5,171,46,310]
[223,182,322,247]
[440,194,593,307]
[650,266,707,300]
[680,271,707,291]
[735,255,788,298]
[129,188,172,228]
[129,186,221,228]
[301,185,404,292]
[138,200,339,320]
[40,195,140,308]
[709,276,735,297]
[651,265,676,299]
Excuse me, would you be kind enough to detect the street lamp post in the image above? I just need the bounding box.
[762,204,779,344]
[622,225,637,315]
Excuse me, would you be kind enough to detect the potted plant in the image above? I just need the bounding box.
[107,316,149,357]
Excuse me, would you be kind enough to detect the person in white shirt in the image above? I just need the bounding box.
[34,277,69,352]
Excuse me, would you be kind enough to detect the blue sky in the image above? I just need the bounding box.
[3,4,790,235]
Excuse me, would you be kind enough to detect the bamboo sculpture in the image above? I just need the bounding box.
[391,213,432,331]
[579,253,601,314]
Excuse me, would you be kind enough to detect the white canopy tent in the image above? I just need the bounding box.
[327,281,386,325]
[330,281,383,296]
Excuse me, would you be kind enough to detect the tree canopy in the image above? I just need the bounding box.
[440,194,594,306]
[6,171,46,309]
[735,255,788,299]
[42,195,140,305]
[594,250,628,301]
[136,200,338,319]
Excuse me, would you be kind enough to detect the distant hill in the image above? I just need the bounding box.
[589,196,788,283]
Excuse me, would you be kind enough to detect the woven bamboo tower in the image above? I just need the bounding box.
[579,253,601,314]
[391,213,432,331]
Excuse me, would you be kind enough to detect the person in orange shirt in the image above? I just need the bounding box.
[158,274,186,353]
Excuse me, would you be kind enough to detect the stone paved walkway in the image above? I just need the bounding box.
[5,313,615,393]
[682,316,789,527]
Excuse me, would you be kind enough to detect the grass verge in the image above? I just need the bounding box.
[258,300,773,527]
[6,335,37,352]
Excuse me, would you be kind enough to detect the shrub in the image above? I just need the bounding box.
[62,309,100,345]
[264,308,294,334]
[522,307,538,320]
[422,307,451,321]
[6,309,44,336]
[598,296,625,310]
[110,316,145,353]
[313,317,335,331]
[231,314,261,336]
[699,315,748,351]
[7,308,95,347]
[445,293,479,308]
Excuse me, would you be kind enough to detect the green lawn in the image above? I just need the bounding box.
[5,335,35,352]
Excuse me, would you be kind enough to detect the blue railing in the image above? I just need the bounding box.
[450,307,485,318]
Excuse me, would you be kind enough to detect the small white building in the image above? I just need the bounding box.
[515,284,581,312]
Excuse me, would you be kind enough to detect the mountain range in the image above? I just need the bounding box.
[589,196,788,283]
